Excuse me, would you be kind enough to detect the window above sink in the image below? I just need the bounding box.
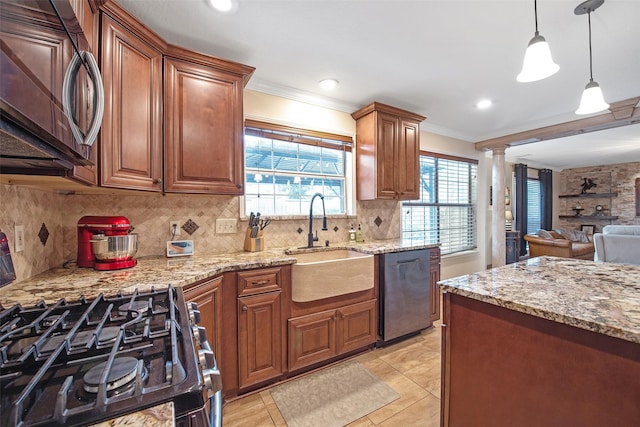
[243,120,354,217]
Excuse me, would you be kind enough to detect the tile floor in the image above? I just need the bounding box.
[222,321,442,426]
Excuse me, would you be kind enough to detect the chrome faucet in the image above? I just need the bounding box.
[308,193,328,248]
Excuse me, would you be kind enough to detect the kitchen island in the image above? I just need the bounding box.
[438,256,640,427]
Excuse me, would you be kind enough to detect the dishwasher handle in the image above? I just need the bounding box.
[395,258,420,265]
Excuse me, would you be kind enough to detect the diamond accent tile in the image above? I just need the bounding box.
[182,219,199,235]
[333,226,339,232]
[297,227,304,234]
[38,223,49,246]
[374,216,383,227]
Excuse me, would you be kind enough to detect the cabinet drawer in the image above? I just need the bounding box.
[237,267,281,296]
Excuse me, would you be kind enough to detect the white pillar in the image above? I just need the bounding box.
[492,147,507,268]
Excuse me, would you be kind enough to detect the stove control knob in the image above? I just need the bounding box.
[198,348,217,369]
[202,367,223,396]
[191,325,209,347]
[186,302,201,325]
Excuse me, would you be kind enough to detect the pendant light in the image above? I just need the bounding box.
[517,0,559,82]
[575,0,609,115]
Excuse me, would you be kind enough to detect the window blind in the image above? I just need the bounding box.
[402,153,478,255]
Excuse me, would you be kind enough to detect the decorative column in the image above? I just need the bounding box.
[492,147,507,268]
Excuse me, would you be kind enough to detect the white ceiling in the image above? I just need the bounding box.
[116,0,640,170]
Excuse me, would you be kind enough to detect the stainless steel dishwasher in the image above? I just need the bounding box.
[379,249,431,345]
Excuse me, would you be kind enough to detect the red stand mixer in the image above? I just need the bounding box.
[77,216,138,270]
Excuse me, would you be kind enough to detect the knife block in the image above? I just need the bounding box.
[243,227,264,252]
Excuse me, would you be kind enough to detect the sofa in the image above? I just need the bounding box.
[524,229,595,260]
[593,225,640,265]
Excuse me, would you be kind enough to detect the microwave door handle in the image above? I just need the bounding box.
[82,51,104,147]
[62,51,104,147]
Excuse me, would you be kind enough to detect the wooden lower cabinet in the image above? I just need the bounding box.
[183,276,223,358]
[237,291,282,389]
[288,299,376,372]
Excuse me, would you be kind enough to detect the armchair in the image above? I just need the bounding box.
[593,225,640,265]
[524,230,594,260]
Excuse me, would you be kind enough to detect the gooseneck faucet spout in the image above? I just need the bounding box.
[308,193,328,248]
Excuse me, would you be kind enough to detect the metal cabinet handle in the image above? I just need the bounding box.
[62,50,104,147]
[252,280,271,286]
[242,306,248,312]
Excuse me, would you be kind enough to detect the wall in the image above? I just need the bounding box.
[0,184,64,280]
[556,161,640,232]
[0,90,490,283]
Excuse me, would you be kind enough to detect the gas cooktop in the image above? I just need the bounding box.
[0,286,206,426]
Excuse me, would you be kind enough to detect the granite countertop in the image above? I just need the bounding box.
[438,256,640,344]
[0,239,438,307]
[0,238,437,425]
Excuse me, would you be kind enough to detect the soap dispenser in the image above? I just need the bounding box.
[355,224,364,243]
[348,224,356,243]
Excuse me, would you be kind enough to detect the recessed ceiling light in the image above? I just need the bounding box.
[207,0,238,13]
[319,79,339,90]
[476,99,492,109]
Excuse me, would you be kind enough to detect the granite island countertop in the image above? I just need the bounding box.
[438,256,640,344]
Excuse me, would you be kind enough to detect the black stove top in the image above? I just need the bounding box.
[0,286,205,426]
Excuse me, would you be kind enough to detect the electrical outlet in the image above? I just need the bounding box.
[15,225,25,253]
[216,218,237,234]
[170,221,180,238]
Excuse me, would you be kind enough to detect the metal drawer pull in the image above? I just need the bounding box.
[242,306,248,312]
[251,280,271,286]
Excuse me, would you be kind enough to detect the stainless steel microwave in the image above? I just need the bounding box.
[0,0,103,171]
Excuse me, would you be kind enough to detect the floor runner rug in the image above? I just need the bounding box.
[270,361,400,427]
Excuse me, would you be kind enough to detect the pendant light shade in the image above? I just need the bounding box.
[517,0,559,82]
[576,79,609,114]
[575,0,609,115]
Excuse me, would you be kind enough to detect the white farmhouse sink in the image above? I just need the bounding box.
[291,249,374,302]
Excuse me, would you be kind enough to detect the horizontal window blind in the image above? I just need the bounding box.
[402,153,478,255]
[527,178,542,234]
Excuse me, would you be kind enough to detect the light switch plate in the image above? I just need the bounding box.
[216,218,237,234]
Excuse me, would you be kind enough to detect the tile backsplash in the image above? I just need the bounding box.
[0,184,64,281]
[1,183,401,282]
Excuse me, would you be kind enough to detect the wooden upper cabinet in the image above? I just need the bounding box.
[67,0,100,185]
[163,48,254,194]
[99,7,164,191]
[352,102,425,200]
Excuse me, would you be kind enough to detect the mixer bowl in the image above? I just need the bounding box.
[90,234,138,261]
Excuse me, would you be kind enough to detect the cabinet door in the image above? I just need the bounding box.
[429,248,441,322]
[164,57,245,194]
[100,13,163,191]
[336,299,376,354]
[238,292,282,389]
[375,111,399,199]
[184,276,223,357]
[288,310,337,372]
[396,118,420,200]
